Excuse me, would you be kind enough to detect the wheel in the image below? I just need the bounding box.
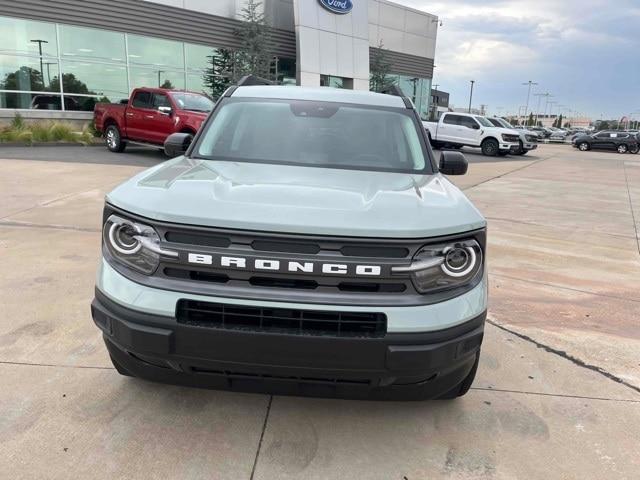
[578,142,590,151]
[105,124,127,153]
[438,353,480,399]
[481,138,499,156]
[629,144,640,154]
[617,144,628,154]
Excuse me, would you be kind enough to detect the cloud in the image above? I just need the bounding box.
[391,0,640,118]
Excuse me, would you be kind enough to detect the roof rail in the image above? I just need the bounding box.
[379,84,413,109]
[237,75,275,87]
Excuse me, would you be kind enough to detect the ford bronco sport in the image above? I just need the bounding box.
[91,77,488,400]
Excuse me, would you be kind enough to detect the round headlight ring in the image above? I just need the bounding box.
[441,245,477,278]
[108,221,142,255]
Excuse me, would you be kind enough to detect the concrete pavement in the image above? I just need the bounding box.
[1,144,639,479]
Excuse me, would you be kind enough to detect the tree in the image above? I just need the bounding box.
[203,48,237,99]
[50,73,94,95]
[554,114,563,128]
[509,118,519,126]
[599,120,610,130]
[369,41,394,92]
[234,0,274,80]
[564,122,571,128]
[160,79,174,89]
[1,66,45,91]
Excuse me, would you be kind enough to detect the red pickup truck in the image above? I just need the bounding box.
[94,87,214,153]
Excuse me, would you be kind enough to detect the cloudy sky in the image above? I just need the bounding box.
[394,0,640,120]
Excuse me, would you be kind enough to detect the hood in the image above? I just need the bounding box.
[106,157,486,238]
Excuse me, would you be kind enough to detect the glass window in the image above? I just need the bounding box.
[169,92,213,112]
[128,34,184,69]
[59,25,126,63]
[320,75,353,89]
[0,55,59,92]
[474,116,493,128]
[443,114,461,125]
[63,95,116,112]
[196,99,428,173]
[187,72,208,95]
[460,117,480,129]
[152,93,170,109]
[132,91,152,108]
[60,61,128,100]
[0,16,57,57]
[129,67,184,91]
[185,43,217,72]
[0,91,62,109]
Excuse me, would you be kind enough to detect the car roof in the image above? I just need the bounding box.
[232,85,407,108]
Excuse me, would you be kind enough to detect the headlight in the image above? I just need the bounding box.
[103,214,177,275]
[393,239,483,294]
[501,134,520,143]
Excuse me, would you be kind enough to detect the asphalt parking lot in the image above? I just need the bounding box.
[1,143,639,479]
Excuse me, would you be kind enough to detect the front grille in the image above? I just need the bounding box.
[176,300,387,337]
[189,367,372,386]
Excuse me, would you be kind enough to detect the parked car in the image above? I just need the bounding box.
[529,126,552,138]
[486,117,538,155]
[423,112,520,156]
[94,88,214,153]
[91,77,488,401]
[572,131,639,154]
[549,130,569,142]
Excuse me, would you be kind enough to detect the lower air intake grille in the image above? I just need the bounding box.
[176,300,387,338]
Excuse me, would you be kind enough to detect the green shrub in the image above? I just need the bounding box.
[10,112,25,130]
[48,122,75,141]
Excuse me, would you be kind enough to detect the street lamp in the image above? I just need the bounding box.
[30,39,49,85]
[522,80,538,118]
[468,80,475,113]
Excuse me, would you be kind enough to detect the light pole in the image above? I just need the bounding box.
[30,39,49,86]
[522,80,538,118]
[43,62,56,86]
[534,92,549,126]
[468,80,475,113]
[548,101,558,126]
[157,70,164,87]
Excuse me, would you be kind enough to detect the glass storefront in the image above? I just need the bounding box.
[392,74,432,120]
[0,15,295,111]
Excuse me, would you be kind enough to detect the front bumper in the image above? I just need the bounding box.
[92,290,485,400]
[500,142,521,152]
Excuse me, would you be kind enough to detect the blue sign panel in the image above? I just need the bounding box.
[318,0,353,15]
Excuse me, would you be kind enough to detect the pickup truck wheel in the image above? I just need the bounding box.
[578,142,590,151]
[438,353,479,399]
[629,144,640,154]
[105,125,126,153]
[617,144,628,154]
[481,138,499,156]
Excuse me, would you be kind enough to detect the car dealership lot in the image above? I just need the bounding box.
[1,145,639,479]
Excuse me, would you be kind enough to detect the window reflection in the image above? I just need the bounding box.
[128,34,184,69]
[129,68,185,91]
[61,61,128,99]
[60,25,126,63]
[0,17,57,57]
[0,55,59,91]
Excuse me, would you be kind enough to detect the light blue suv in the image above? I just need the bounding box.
[91,78,487,400]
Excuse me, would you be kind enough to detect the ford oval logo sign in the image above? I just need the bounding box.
[318,0,353,14]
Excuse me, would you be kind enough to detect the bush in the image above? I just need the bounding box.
[0,118,96,145]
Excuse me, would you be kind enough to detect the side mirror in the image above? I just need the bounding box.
[164,132,193,158]
[439,151,468,176]
[158,106,172,116]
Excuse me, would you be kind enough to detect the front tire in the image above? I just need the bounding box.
[481,138,499,157]
[438,353,480,399]
[578,142,590,151]
[105,125,126,153]
[617,144,628,154]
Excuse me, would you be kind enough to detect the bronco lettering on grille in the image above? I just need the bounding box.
[187,253,382,276]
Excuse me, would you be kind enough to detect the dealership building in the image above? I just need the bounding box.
[0,0,438,124]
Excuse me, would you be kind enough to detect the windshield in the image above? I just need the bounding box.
[170,92,214,112]
[475,116,494,127]
[495,118,513,129]
[194,99,430,173]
